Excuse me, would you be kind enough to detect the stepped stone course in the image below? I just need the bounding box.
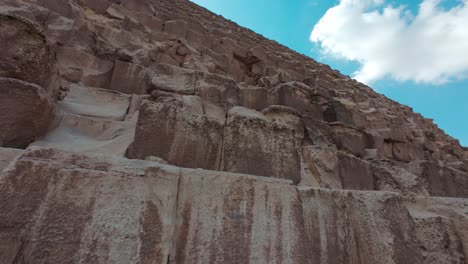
[0,0,467,263]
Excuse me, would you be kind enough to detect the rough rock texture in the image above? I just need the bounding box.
[0,13,59,96]
[0,78,57,148]
[0,0,467,263]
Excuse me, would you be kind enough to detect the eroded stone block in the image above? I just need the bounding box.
[0,148,179,263]
[0,78,57,148]
[0,14,59,96]
[222,106,303,183]
[127,97,223,170]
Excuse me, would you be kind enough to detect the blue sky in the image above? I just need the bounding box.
[191,0,468,146]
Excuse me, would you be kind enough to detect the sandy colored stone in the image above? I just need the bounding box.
[300,187,424,264]
[0,78,57,148]
[0,147,23,173]
[0,14,59,96]
[59,84,131,121]
[0,147,178,264]
[0,0,467,262]
[57,46,114,88]
[31,113,136,156]
[222,106,303,183]
[127,97,224,170]
[150,63,196,95]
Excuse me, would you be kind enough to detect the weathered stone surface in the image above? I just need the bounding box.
[407,197,468,264]
[150,64,196,95]
[59,84,131,121]
[110,60,150,94]
[0,14,58,96]
[172,169,306,264]
[0,147,23,172]
[419,161,468,198]
[270,81,319,114]
[337,153,375,190]
[195,72,240,108]
[300,188,424,264]
[0,78,57,148]
[0,148,178,264]
[413,216,464,264]
[1,0,468,262]
[31,113,136,156]
[222,106,303,183]
[239,85,270,111]
[330,123,367,158]
[57,46,114,88]
[323,100,354,126]
[127,97,224,170]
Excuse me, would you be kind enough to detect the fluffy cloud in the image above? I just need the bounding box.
[310,0,468,84]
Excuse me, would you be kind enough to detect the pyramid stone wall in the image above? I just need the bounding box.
[0,0,467,263]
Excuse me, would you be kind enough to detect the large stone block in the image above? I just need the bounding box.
[59,84,131,121]
[300,188,424,264]
[270,81,320,115]
[0,148,179,264]
[392,141,425,162]
[239,85,270,111]
[406,197,468,264]
[171,169,307,263]
[195,72,240,108]
[57,46,114,88]
[420,161,468,198]
[330,123,367,158]
[126,97,224,170]
[110,60,150,94]
[222,106,303,183]
[337,153,375,190]
[323,100,354,126]
[0,78,57,148]
[0,147,23,173]
[150,63,196,95]
[0,14,58,96]
[31,112,136,156]
[163,20,187,38]
[413,216,465,264]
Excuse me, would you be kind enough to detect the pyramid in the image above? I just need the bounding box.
[0,0,467,263]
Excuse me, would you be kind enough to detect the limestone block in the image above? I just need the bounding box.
[323,100,355,126]
[222,106,303,183]
[110,60,150,94]
[330,123,367,158]
[150,64,196,95]
[393,142,424,162]
[57,46,114,88]
[31,113,136,156]
[300,188,424,264]
[420,161,468,198]
[59,84,131,121]
[163,20,187,38]
[171,169,305,264]
[126,98,224,170]
[239,85,270,111]
[0,147,23,173]
[0,148,179,263]
[413,215,465,264]
[0,14,59,96]
[245,45,267,64]
[0,78,57,148]
[186,29,210,48]
[212,37,247,59]
[407,197,468,263]
[337,153,375,190]
[195,72,240,108]
[270,81,320,115]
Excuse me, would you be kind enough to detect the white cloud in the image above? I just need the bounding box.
[310,0,468,84]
